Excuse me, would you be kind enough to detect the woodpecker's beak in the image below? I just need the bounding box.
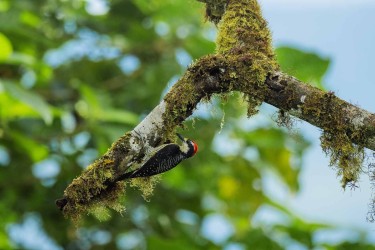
[176,133,185,142]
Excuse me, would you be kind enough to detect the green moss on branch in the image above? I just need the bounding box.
[216,0,278,116]
[264,73,369,188]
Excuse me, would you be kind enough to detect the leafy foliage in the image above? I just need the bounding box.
[0,0,368,249]
[276,46,330,90]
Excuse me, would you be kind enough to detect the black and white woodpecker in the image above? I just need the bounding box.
[119,133,198,179]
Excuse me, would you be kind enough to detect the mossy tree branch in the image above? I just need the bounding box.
[265,72,375,152]
[56,0,375,221]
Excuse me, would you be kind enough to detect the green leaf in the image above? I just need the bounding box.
[267,198,330,231]
[2,81,53,125]
[0,0,10,12]
[244,128,303,192]
[0,32,12,61]
[0,231,12,250]
[276,46,330,90]
[79,84,138,125]
[240,229,283,250]
[147,236,193,250]
[6,52,36,66]
[98,109,138,124]
[20,11,41,28]
[10,131,49,162]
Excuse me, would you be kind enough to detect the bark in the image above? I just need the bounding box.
[56,0,375,219]
[265,72,375,151]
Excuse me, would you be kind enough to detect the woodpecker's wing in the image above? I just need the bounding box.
[121,143,184,179]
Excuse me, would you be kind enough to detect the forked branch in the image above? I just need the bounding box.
[56,0,375,221]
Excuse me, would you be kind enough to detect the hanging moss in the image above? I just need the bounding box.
[368,157,375,222]
[58,0,371,222]
[276,110,295,130]
[129,175,162,201]
[62,180,126,224]
[57,130,174,222]
[215,0,372,190]
[56,133,133,222]
[296,90,366,188]
[162,0,280,147]
[321,132,364,188]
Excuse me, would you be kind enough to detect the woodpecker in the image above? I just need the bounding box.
[119,133,198,179]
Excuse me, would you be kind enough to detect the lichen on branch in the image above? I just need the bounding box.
[215,0,278,116]
[264,72,374,188]
[216,0,274,58]
[57,0,274,221]
[56,0,375,222]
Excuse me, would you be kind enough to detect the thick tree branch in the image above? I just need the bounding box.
[56,0,375,219]
[56,54,375,218]
[265,72,375,151]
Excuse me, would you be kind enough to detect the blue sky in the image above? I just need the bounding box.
[260,0,375,232]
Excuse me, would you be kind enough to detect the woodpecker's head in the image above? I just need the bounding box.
[177,133,198,158]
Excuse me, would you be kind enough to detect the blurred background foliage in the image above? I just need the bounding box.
[0,0,372,249]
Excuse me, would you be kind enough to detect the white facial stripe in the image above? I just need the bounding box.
[180,142,189,154]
